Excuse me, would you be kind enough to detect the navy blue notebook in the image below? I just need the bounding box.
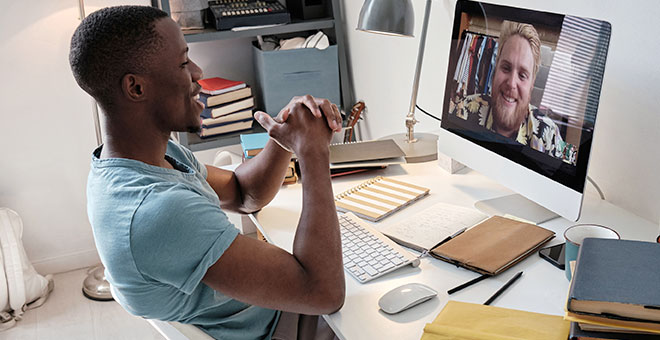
[568,238,660,323]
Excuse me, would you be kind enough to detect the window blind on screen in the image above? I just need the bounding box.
[539,16,611,129]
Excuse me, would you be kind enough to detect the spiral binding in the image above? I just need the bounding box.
[334,176,383,200]
[329,139,371,147]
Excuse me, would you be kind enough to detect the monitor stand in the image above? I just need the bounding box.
[474,194,559,224]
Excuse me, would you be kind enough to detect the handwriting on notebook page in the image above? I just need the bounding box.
[379,202,487,251]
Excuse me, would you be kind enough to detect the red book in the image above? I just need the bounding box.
[198,77,246,95]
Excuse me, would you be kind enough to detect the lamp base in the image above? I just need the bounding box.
[383,132,438,163]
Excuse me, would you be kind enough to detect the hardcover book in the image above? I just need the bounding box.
[199,119,253,138]
[240,132,270,159]
[567,238,660,323]
[201,97,255,119]
[569,321,660,340]
[199,86,252,107]
[198,77,246,95]
[564,311,660,334]
[201,108,253,127]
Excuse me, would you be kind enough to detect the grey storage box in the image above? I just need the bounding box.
[253,43,340,116]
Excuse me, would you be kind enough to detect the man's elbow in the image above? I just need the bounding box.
[225,194,264,214]
[237,193,269,214]
[327,289,345,314]
[316,284,345,314]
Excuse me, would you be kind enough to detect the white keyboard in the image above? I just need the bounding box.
[339,213,420,283]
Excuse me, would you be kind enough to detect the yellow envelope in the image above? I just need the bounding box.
[421,301,569,340]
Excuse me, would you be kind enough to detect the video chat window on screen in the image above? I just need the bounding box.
[445,12,609,168]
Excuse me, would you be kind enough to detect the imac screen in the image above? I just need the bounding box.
[441,0,611,192]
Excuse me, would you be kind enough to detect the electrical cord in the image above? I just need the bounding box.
[586,176,606,200]
[415,104,442,122]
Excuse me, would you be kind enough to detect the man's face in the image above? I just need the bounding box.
[148,18,204,133]
[491,35,535,137]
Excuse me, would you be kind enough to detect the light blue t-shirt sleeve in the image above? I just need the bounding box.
[130,183,239,294]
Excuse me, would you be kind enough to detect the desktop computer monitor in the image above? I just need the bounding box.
[438,0,611,222]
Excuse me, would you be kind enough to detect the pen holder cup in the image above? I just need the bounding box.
[563,224,619,281]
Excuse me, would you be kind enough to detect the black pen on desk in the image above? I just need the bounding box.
[483,271,523,306]
[419,227,467,258]
[447,273,490,295]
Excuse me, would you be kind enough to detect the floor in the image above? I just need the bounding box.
[1,268,164,340]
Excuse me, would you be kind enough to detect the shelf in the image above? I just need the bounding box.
[177,124,266,152]
[156,0,354,152]
[183,18,335,43]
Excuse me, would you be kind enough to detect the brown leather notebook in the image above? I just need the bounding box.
[430,215,555,275]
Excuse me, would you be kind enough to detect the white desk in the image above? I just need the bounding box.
[249,161,657,340]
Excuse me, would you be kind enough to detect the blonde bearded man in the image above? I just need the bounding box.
[449,21,569,161]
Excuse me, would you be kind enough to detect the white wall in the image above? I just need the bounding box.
[0,0,150,275]
[341,0,660,224]
[1,2,96,275]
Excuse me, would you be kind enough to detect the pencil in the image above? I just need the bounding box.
[483,271,523,305]
[419,227,467,259]
[447,273,490,295]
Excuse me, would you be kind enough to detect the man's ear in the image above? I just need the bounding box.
[121,73,148,102]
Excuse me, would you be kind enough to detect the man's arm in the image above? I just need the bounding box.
[202,103,344,315]
[205,95,342,214]
[204,140,292,214]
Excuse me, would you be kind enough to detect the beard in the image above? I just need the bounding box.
[187,124,201,134]
[491,94,529,136]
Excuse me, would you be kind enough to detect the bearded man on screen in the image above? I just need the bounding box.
[449,21,568,161]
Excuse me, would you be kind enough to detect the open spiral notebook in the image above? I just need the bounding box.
[334,176,429,222]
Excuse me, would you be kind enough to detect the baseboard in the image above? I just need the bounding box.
[32,248,101,275]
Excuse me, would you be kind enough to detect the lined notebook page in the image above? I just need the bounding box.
[380,202,488,251]
[334,177,429,222]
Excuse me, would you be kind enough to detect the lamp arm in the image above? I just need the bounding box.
[78,0,86,18]
[406,0,433,143]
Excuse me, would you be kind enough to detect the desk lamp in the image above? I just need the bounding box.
[357,0,438,163]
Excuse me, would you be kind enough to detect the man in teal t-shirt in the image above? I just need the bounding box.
[70,5,345,339]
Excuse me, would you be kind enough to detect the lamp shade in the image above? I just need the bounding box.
[357,0,415,37]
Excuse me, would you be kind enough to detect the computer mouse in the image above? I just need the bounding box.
[378,283,437,314]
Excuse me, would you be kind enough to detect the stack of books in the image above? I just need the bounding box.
[240,133,297,185]
[565,238,660,339]
[197,77,255,138]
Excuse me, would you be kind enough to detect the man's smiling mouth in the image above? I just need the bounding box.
[502,93,517,103]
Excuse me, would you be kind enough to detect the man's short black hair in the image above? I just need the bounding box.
[69,5,168,111]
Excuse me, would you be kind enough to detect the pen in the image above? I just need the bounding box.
[483,271,523,305]
[447,273,490,295]
[419,227,467,258]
